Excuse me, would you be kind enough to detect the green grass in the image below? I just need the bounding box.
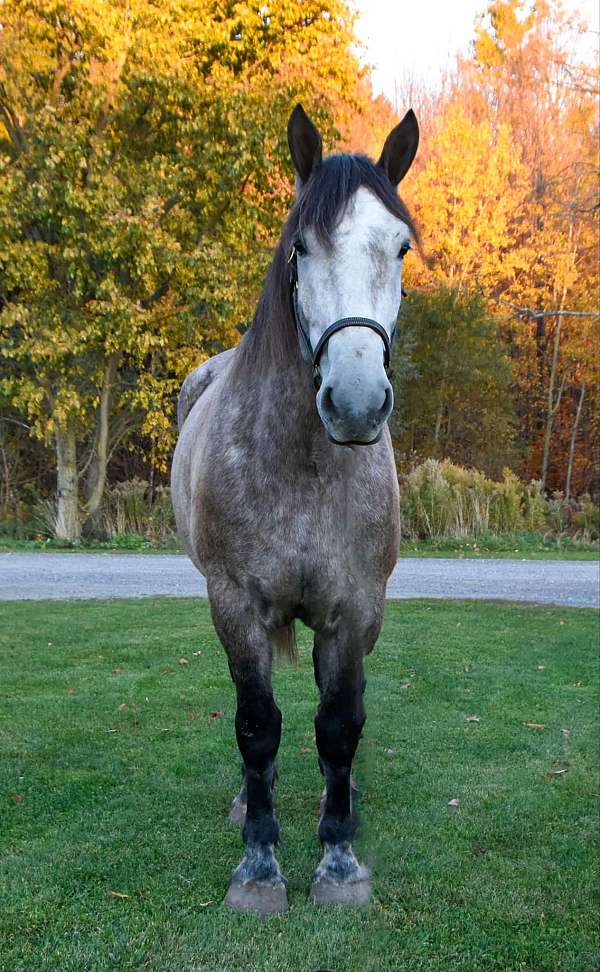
[1,529,598,560]
[0,533,182,554]
[1,598,598,971]
[399,531,599,561]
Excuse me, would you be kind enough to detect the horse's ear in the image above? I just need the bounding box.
[377,109,419,186]
[287,104,322,189]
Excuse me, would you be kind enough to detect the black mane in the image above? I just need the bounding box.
[234,153,418,377]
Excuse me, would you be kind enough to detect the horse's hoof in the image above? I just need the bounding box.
[228,795,247,826]
[225,879,289,916]
[310,875,372,907]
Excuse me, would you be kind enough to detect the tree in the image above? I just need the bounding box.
[403,103,530,298]
[466,0,599,489]
[391,287,517,477]
[0,0,363,539]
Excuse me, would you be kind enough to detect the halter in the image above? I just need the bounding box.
[287,242,399,387]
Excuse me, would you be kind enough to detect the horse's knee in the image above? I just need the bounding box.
[235,683,282,771]
[315,697,365,767]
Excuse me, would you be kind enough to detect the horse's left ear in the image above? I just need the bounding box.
[287,104,323,190]
[377,109,419,186]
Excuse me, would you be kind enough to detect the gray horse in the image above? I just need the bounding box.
[171,104,419,915]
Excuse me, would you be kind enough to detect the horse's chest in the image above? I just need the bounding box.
[198,453,398,587]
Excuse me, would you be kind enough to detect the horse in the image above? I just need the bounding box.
[171,103,419,915]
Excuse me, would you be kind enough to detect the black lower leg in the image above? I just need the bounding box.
[310,672,371,901]
[232,673,282,883]
[315,682,365,850]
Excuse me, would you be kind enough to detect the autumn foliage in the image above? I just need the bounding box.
[0,0,597,540]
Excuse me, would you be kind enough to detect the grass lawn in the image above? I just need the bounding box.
[1,598,598,972]
[398,533,599,561]
[1,530,598,560]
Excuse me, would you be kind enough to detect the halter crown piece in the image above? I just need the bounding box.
[287,242,398,388]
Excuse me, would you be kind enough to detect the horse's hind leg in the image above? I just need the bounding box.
[212,600,288,915]
[310,622,375,906]
[228,764,248,826]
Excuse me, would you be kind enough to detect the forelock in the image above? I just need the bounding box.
[288,153,417,248]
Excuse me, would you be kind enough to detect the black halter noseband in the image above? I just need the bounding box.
[287,242,400,387]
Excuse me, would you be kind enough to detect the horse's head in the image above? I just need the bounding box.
[287,105,419,446]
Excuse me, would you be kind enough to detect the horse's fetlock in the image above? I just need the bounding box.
[232,843,282,885]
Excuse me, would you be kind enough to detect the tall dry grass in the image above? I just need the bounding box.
[399,459,599,542]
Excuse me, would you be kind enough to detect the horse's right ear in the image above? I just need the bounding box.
[377,109,419,186]
[287,104,322,190]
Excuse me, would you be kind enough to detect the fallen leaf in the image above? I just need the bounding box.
[561,728,572,737]
[13,793,23,803]
[67,687,77,695]
[113,666,123,674]
[179,657,189,665]
[197,901,213,908]
[299,746,311,753]
[466,715,480,723]
[188,712,197,721]
[448,798,460,807]
[384,747,398,756]
[551,767,568,776]
[536,665,545,671]
[208,710,224,719]
[526,723,545,730]
[160,668,173,676]
[118,703,127,712]
[110,891,129,899]
[400,681,412,689]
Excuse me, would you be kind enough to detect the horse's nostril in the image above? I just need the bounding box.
[321,385,335,414]
[380,385,393,417]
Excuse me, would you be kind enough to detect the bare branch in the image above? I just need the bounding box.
[491,296,600,320]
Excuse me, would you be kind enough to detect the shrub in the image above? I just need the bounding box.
[399,459,599,542]
[101,480,176,542]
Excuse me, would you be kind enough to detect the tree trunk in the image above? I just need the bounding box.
[565,383,586,502]
[55,422,80,541]
[84,353,119,531]
[540,310,564,489]
[433,399,445,451]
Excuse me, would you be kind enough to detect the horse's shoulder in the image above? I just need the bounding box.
[177,347,236,430]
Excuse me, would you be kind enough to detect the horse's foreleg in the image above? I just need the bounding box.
[311,633,372,906]
[213,606,288,915]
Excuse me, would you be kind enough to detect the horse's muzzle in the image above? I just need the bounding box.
[317,379,393,446]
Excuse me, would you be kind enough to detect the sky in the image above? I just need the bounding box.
[354,0,599,107]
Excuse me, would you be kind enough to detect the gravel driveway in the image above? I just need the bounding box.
[0,552,597,607]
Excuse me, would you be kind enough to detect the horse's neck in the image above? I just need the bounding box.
[238,358,324,462]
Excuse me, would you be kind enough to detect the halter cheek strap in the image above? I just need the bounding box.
[288,243,399,384]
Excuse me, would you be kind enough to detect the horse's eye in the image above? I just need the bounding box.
[294,239,307,256]
[398,242,411,259]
